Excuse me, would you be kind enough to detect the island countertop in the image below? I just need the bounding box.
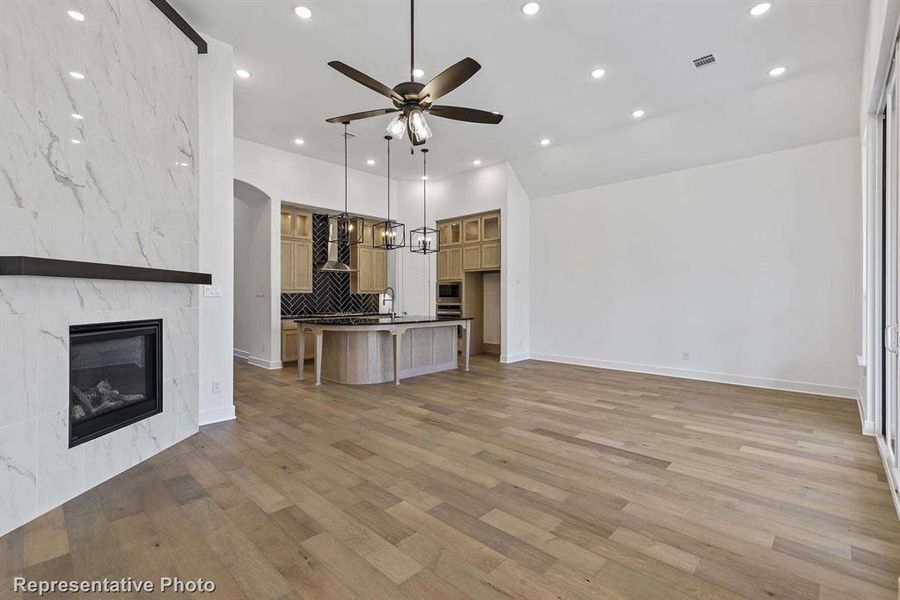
[293,314,472,326]
[293,315,471,385]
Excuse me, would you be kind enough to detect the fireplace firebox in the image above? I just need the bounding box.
[69,319,163,447]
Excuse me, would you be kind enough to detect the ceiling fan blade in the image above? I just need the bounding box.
[418,58,481,103]
[328,61,404,103]
[325,108,399,124]
[428,105,503,124]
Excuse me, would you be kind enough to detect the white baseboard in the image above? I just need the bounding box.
[199,404,236,426]
[233,348,249,360]
[528,353,857,399]
[857,391,877,436]
[500,353,531,364]
[247,356,282,370]
[875,436,900,522]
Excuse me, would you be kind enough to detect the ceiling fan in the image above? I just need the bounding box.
[325,0,503,146]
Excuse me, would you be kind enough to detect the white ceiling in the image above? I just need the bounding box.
[173,0,867,197]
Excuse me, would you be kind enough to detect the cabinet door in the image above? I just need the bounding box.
[437,249,450,281]
[293,211,312,239]
[293,241,312,292]
[355,247,375,292]
[481,242,500,269]
[463,218,481,244]
[281,210,294,237]
[448,247,463,279]
[462,244,482,271]
[282,330,299,363]
[481,213,501,241]
[281,240,295,291]
[374,249,387,291]
[438,223,452,248]
[449,221,462,245]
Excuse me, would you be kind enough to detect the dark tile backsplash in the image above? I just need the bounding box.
[281,214,380,317]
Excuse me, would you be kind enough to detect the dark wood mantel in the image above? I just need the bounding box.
[0,257,211,285]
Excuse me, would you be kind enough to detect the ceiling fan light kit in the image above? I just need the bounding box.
[325,0,503,146]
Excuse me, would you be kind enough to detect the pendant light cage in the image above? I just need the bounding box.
[373,135,406,250]
[410,148,439,255]
[329,122,365,247]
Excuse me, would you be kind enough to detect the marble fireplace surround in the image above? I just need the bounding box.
[0,0,208,535]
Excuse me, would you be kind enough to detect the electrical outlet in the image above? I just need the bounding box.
[211,380,222,393]
[682,352,690,361]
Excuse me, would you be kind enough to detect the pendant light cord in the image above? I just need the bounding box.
[343,122,349,214]
[422,149,428,226]
[410,0,415,82]
[386,137,391,222]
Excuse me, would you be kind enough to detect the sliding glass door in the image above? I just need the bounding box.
[881,63,899,467]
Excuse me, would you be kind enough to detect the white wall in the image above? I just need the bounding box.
[233,181,272,363]
[530,137,861,398]
[198,35,235,425]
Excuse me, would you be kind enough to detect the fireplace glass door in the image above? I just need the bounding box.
[69,320,163,447]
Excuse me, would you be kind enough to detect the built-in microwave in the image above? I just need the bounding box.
[437,282,461,304]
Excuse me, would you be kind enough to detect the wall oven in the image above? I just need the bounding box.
[437,282,461,304]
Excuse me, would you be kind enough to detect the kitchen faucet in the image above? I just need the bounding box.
[383,287,395,317]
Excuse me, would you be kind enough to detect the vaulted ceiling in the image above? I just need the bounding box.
[174,0,867,197]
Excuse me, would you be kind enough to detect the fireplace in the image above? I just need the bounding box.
[69,320,163,447]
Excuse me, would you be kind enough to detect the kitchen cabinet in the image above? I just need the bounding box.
[437,247,462,281]
[481,214,500,242]
[481,241,501,269]
[462,244,482,271]
[281,207,312,239]
[281,205,313,293]
[439,220,461,247]
[463,218,481,244]
[351,227,387,293]
[281,239,312,292]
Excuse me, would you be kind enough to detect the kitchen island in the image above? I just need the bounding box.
[294,315,471,385]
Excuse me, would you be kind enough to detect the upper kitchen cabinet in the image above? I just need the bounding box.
[351,220,388,293]
[439,221,462,247]
[481,214,500,242]
[463,217,481,244]
[281,206,312,239]
[437,210,501,274]
[280,205,313,293]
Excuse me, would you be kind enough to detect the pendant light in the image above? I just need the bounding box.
[409,148,439,254]
[327,121,364,248]
[373,135,406,250]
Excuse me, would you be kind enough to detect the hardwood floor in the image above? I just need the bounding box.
[2,356,899,599]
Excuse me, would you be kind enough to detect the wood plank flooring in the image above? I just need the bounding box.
[2,356,899,599]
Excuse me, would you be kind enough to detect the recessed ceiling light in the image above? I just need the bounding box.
[632,109,645,119]
[421,175,429,181]
[71,113,84,120]
[70,138,81,144]
[366,159,376,166]
[768,65,786,77]
[68,71,85,80]
[412,68,425,79]
[67,9,85,21]
[749,2,771,16]
[235,69,251,79]
[590,68,606,79]
[522,2,540,16]
[539,138,551,146]
[293,6,312,19]
[293,138,305,146]
[472,159,482,166]
[176,161,190,167]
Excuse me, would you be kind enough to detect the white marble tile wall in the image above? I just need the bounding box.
[0,0,200,535]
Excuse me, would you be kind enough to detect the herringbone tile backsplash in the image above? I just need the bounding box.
[281,214,380,317]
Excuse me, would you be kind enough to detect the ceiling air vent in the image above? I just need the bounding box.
[692,53,717,70]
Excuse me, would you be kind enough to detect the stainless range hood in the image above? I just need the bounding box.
[320,218,356,273]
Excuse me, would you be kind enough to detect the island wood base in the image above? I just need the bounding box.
[297,319,470,385]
